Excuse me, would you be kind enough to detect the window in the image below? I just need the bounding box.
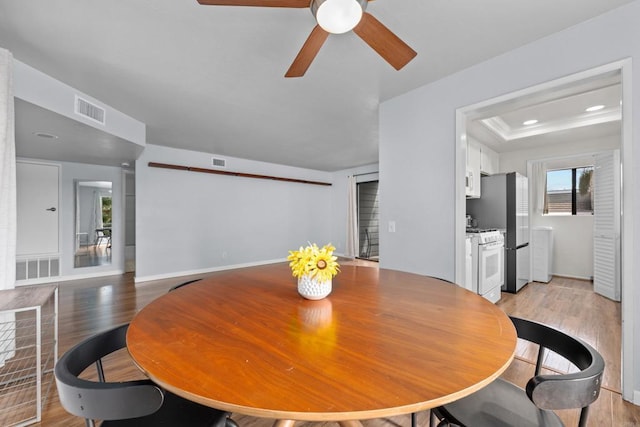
[545,166,593,215]
[101,196,112,226]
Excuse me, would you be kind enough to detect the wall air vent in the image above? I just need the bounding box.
[212,157,226,168]
[74,95,106,125]
[16,256,60,281]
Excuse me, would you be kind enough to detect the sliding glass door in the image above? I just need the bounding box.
[357,181,379,261]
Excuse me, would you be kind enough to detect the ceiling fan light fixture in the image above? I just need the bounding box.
[312,0,367,34]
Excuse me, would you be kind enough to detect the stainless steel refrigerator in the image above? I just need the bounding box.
[467,172,529,293]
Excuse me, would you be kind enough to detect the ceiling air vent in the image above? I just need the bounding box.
[74,95,106,125]
[212,157,226,168]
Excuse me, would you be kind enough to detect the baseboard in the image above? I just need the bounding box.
[16,269,125,286]
[634,389,640,405]
[134,258,287,284]
[550,274,593,282]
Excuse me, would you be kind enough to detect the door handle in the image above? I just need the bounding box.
[46,207,57,212]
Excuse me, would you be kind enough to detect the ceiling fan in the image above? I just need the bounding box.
[196,0,417,77]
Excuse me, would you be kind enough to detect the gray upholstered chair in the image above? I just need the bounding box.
[55,323,236,427]
[429,316,605,427]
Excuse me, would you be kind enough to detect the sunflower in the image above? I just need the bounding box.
[309,244,339,282]
[288,246,312,277]
[288,243,340,282]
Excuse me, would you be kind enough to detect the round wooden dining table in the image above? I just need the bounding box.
[127,263,516,427]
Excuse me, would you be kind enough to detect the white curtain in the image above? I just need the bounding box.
[345,176,358,258]
[531,161,547,214]
[0,48,16,366]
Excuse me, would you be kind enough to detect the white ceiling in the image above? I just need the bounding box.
[15,99,144,167]
[0,0,634,171]
[467,71,622,153]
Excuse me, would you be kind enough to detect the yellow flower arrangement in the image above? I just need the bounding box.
[287,243,340,283]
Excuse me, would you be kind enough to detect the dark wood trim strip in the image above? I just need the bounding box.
[148,162,332,187]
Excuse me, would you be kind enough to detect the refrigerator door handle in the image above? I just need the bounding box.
[505,245,528,251]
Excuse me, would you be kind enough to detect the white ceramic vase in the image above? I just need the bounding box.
[297,274,332,300]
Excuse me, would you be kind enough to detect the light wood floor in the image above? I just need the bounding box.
[19,264,640,426]
[496,277,639,426]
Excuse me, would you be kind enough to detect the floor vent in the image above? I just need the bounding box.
[74,95,106,125]
[16,257,60,281]
[212,157,226,168]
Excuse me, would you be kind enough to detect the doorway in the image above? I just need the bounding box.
[455,60,634,401]
[357,181,379,261]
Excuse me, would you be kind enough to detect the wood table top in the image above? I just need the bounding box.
[127,263,516,422]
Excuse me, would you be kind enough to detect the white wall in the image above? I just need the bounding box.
[500,135,620,279]
[135,144,334,281]
[380,1,640,399]
[379,74,457,281]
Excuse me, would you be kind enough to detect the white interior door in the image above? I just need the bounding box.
[16,162,59,255]
[593,150,621,301]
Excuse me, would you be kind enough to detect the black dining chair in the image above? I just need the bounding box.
[168,278,202,292]
[95,229,111,247]
[55,323,236,427]
[428,316,605,427]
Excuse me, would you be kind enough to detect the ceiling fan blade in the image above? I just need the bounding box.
[197,0,308,7]
[353,12,417,70]
[285,25,330,78]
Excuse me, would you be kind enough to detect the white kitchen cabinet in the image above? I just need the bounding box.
[466,138,481,198]
[532,227,553,283]
[480,144,499,176]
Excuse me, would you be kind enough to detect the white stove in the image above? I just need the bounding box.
[466,229,503,245]
[466,228,504,303]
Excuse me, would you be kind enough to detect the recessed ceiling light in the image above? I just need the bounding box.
[585,105,605,112]
[33,131,58,139]
[523,119,538,126]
